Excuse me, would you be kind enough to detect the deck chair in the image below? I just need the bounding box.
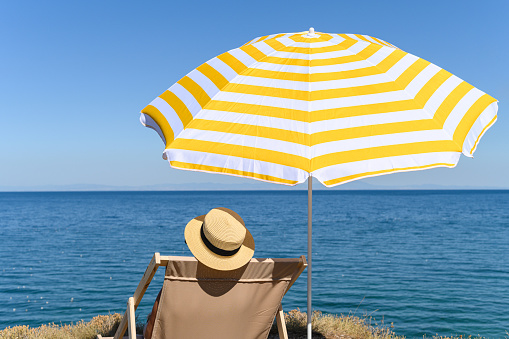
[104,253,306,339]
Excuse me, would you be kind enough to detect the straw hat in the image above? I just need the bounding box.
[184,207,255,271]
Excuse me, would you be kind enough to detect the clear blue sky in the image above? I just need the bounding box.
[1,0,507,189]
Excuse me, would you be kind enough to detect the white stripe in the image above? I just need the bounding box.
[313,152,461,186]
[249,36,265,44]
[310,73,465,132]
[177,124,454,159]
[165,148,308,183]
[311,53,417,89]
[195,109,309,133]
[228,48,258,68]
[213,62,438,110]
[187,69,218,98]
[149,96,184,136]
[267,50,312,60]
[363,35,381,45]
[206,57,238,80]
[229,75,310,90]
[312,129,451,156]
[253,40,278,56]
[443,87,484,137]
[193,105,461,143]
[140,113,166,145]
[310,46,395,73]
[324,35,348,46]
[345,33,363,42]
[169,83,202,117]
[212,91,310,110]
[310,109,427,133]
[311,40,370,59]
[404,63,442,96]
[228,53,417,91]
[307,63,440,109]
[198,104,462,139]
[247,46,395,74]
[177,128,310,158]
[277,36,337,48]
[462,101,498,156]
[265,33,287,41]
[269,45,360,60]
[244,40,367,61]
[421,74,463,119]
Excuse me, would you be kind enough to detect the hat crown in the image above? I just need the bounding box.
[203,208,246,251]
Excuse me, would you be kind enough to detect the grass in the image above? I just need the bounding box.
[0,314,122,339]
[0,310,497,339]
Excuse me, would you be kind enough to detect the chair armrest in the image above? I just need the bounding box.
[113,253,163,339]
[276,303,288,339]
[127,297,136,339]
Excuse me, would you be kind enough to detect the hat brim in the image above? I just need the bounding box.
[184,215,255,271]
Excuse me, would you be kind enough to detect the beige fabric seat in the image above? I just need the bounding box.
[108,253,307,339]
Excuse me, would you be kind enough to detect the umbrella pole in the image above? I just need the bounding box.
[307,176,312,339]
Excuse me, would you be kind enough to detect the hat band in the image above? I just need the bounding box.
[200,225,241,257]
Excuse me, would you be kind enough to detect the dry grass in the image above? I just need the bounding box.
[0,314,122,339]
[0,310,498,339]
[268,309,403,339]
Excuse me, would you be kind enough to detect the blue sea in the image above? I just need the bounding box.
[1,191,508,337]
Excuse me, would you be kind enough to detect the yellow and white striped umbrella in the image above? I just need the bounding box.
[140,28,498,187]
[140,28,498,339]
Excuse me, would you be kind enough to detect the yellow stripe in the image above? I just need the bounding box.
[312,68,450,122]
[159,91,194,127]
[241,48,406,82]
[311,140,460,171]
[288,33,334,43]
[255,44,381,67]
[200,71,476,146]
[187,119,309,145]
[140,105,175,147]
[205,68,449,124]
[470,114,497,155]
[205,101,309,122]
[217,52,248,74]
[354,34,372,43]
[239,44,267,62]
[323,162,456,186]
[263,56,310,66]
[222,57,428,101]
[170,138,310,171]
[197,75,468,146]
[206,67,447,123]
[170,161,298,185]
[313,58,429,99]
[371,36,391,47]
[453,94,498,147]
[264,37,357,54]
[310,44,382,67]
[177,76,210,108]
[432,81,472,124]
[197,63,229,90]
[311,120,438,145]
[309,49,407,81]
[222,83,308,100]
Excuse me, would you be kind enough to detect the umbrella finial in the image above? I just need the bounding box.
[309,27,315,34]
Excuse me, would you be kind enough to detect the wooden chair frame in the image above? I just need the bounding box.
[110,253,307,339]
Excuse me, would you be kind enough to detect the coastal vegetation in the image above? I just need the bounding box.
[0,309,491,339]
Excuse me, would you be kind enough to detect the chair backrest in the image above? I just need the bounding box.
[150,256,305,339]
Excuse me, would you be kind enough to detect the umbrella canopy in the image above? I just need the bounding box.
[141,28,497,187]
[139,28,498,338]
